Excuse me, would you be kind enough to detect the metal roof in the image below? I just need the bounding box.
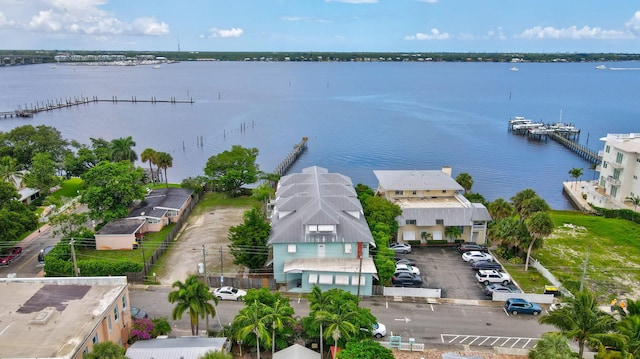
[373,169,464,191]
[128,187,193,218]
[283,257,377,274]
[126,337,228,359]
[399,205,492,226]
[268,166,374,245]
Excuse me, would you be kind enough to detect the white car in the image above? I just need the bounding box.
[476,270,512,285]
[462,251,494,263]
[394,263,420,275]
[372,322,387,338]
[211,286,247,301]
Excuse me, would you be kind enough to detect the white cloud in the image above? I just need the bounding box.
[207,27,244,38]
[0,11,16,27]
[282,16,331,23]
[131,17,169,36]
[405,28,449,40]
[325,0,378,3]
[518,25,632,40]
[625,11,640,35]
[417,0,438,3]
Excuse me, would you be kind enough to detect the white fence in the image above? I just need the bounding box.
[383,286,442,298]
[492,292,555,304]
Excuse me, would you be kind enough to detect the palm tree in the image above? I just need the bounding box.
[0,156,23,187]
[308,285,332,357]
[511,188,538,223]
[110,136,138,162]
[84,341,128,359]
[528,332,574,359]
[569,167,584,190]
[455,172,473,193]
[617,315,640,357]
[519,196,550,222]
[198,351,232,359]
[539,291,620,359]
[324,311,358,358]
[487,198,514,220]
[168,275,217,336]
[140,148,158,184]
[524,211,553,271]
[156,151,173,187]
[234,300,271,359]
[444,226,462,242]
[264,298,296,356]
[625,195,640,211]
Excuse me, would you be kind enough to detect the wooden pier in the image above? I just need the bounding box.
[550,133,600,164]
[273,137,308,176]
[1,95,194,119]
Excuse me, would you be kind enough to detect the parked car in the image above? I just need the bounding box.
[38,246,54,265]
[483,283,522,296]
[457,242,489,253]
[389,243,412,254]
[211,286,247,301]
[462,251,494,263]
[362,322,387,338]
[471,260,502,271]
[395,257,416,266]
[0,246,23,266]
[476,269,512,285]
[504,298,542,316]
[391,272,423,287]
[394,263,420,275]
[130,306,148,319]
[549,302,569,312]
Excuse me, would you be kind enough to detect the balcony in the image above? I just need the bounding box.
[606,176,621,186]
[608,161,624,170]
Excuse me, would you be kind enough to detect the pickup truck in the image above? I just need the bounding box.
[0,246,23,266]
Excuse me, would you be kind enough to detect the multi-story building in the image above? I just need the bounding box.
[595,133,640,208]
[373,167,492,244]
[268,166,377,295]
[0,276,131,359]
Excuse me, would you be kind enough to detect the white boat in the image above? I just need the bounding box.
[509,117,531,125]
[510,66,519,72]
[595,64,607,70]
[152,65,161,69]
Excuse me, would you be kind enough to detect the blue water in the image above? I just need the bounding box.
[1,61,638,209]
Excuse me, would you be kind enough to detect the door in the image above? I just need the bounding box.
[318,244,325,258]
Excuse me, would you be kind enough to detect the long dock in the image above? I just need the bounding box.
[273,137,308,176]
[550,133,600,164]
[1,95,194,119]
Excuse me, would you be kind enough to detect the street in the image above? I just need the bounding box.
[129,286,555,350]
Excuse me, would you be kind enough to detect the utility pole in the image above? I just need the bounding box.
[140,236,146,276]
[579,245,590,291]
[220,246,224,284]
[202,245,209,333]
[70,238,79,277]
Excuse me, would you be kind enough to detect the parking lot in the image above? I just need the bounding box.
[395,245,491,300]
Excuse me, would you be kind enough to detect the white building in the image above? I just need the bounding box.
[594,133,640,208]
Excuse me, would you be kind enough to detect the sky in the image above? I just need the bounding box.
[1,0,640,53]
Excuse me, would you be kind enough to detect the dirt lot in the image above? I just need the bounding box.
[157,206,250,285]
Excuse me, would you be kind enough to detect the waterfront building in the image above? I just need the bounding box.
[594,133,640,208]
[267,166,377,295]
[373,167,492,245]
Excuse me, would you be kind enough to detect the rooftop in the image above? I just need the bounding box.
[0,277,128,359]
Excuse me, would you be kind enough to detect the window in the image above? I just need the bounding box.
[147,218,160,224]
[318,274,333,285]
[603,161,608,169]
[335,275,349,285]
[613,169,621,180]
[442,190,446,193]
[107,315,112,332]
[344,243,352,254]
[611,186,618,197]
[616,152,624,164]
[318,224,334,232]
[394,190,403,195]
[600,177,606,187]
[606,145,610,153]
[352,275,365,286]
[405,219,416,225]
[114,305,119,322]
[436,219,444,225]
[308,274,318,284]
[411,191,417,195]
[287,244,297,253]
[122,295,127,310]
[308,225,318,232]
[92,334,99,344]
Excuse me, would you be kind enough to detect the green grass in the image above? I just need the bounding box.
[193,192,261,215]
[522,210,640,300]
[50,177,83,200]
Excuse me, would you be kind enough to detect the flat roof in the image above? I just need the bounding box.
[0,277,128,359]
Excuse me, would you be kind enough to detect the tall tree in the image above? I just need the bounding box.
[0,181,38,242]
[204,145,260,196]
[539,291,620,359]
[336,339,395,359]
[155,151,173,187]
[569,167,584,190]
[0,156,23,186]
[0,125,69,169]
[233,300,271,359]
[168,275,217,336]
[228,207,271,269]
[264,298,296,356]
[455,172,473,193]
[83,341,127,359]
[519,196,550,222]
[511,188,538,222]
[24,152,60,195]
[487,198,514,220]
[524,211,553,271]
[625,195,640,211]
[110,136,138,162]
[324,310,358,358]
[140,148,158,184]
[80,161,146,222]
[617,315,640,357]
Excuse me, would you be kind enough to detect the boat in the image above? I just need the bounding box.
[595,64,606,70]
[152,65,161,69]
[509,66,519,72]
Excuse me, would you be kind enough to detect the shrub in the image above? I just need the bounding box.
[508,257,524,265]
[426,240,450,246]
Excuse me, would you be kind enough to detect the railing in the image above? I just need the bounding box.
[606,176,621,186]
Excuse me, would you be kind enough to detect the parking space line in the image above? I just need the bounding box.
[442,334,540,349]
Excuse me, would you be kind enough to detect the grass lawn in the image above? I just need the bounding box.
[50,177,83,200]
[518,210,640,301]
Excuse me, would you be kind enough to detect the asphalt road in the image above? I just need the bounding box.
[129,286,555,350]
[0,225,58,278]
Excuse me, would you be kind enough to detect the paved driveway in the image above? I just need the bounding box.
[398,246,488,300]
